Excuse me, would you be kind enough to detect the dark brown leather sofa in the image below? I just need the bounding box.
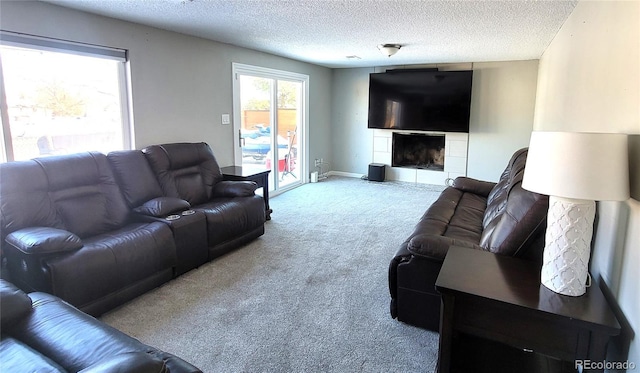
[0,279,201,372]
[107,149,210,276]
[142,142,266,260]
[0,142,265,317]
[389,148,549,331]
[0,152,177,317]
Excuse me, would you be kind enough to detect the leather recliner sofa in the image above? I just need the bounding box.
[0,152,177,317]
[0,142,266,316]
[0,279,201,372]
[388,148,549,331]
[107,149,210,276]
[142,142,266,260]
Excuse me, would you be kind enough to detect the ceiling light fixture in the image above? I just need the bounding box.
[377,44,402,57]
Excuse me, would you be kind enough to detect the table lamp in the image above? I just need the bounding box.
[522,131,629,296]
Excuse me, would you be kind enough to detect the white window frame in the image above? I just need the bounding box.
[232,63,310,187]
[0,31,133,162]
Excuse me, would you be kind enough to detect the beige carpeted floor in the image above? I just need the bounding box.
[101,176,445,372]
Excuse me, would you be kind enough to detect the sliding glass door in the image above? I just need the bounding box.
[232,64,308,194]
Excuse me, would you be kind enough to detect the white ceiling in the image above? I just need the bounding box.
[44,0,578,69]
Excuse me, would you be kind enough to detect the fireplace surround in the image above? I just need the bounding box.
[372,129,468,185]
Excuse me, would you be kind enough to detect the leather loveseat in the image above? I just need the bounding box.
[0,279,201,372]
[142,142,266,260]
[0,142,266,316]
[107,149,210,276]
[389,148,549,331]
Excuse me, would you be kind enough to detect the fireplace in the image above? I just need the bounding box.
[392,132,445,171]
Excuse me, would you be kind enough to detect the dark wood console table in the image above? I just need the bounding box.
[435,246,620,373]
[220,166,272,220]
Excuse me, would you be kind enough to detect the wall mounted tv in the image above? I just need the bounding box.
[367,69,473,132]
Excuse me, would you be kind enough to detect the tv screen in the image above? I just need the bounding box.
[367,70,473,132]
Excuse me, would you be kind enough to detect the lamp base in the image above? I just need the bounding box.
[541,196,595,297]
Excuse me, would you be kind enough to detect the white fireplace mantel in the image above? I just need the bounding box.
[372,129,468,185]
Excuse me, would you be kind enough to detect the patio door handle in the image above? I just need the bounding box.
[239,130,245,147]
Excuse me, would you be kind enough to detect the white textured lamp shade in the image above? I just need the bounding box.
[523,131,629,201]
[523,131,629,296]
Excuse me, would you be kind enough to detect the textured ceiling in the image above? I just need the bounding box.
[44,0,578,68]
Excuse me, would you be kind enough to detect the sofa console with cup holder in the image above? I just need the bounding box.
[0,142,265,316]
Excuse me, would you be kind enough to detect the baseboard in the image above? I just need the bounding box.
[327,171,363,178]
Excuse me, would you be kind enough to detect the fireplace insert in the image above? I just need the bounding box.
[392,132,445,171]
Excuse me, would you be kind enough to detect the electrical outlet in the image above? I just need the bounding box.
[221,114,230,125]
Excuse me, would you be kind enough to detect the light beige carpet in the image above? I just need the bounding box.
[101,176,445,372]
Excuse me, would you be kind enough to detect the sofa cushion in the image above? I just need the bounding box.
[483,148,528,228]
[480,148,548,256]
[479,183,548,257]
[42,222,176,309]
[406,188,486,260]
[107,150,165,208]
[0,279,32,328]
[34,152,130,238]
[0,160,61,242]
[11,291,200,373]
[6,227,83,255]
[143,143,223,206]
[14,292,159,372]
[0,337,66,373]
[408,234,482,260]
[194,196,265,247]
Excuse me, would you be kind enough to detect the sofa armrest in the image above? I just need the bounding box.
[407,234,483,261]
[0,279,32,328]
[23,291,202,373]
[133,197,191,218]
[79,352,168,373]
[452,177,496,197]
[213,181,258,198]
[5,227,83,256]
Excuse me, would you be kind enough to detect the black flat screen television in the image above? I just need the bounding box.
[367,70,473,132]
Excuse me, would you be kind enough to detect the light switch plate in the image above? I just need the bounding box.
[221,114,230,125]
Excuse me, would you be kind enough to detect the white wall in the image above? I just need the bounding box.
[330,68,375,176]
[0,1,332,168]
[534,0,640,366]
[330,61,539,181]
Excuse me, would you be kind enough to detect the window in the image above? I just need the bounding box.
[0,32,132,162]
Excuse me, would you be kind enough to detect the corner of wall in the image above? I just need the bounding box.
[629,135,640,201]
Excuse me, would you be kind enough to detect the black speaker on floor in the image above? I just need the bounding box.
[368,163,385,182]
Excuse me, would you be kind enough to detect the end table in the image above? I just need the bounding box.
[435,246,620,373]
